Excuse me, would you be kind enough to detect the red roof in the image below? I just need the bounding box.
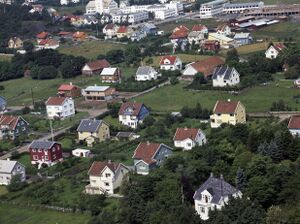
[159,55,178,65]
[174,128,199,141]
[118,102,144,116]
[189,56,225,77]
[132,142,161,164]
[173,25,189,33]
[104,23,115,30]
[0,115,22,130]
[58,84,79,91]
[45,97,68,106]
[169,31,188,39]
[36,31,49,39]
[117,26,127,33]
[88,161,120,176]
[274,43,286,51]
[85,59,110,71]
[73,31,87,39]
[58,31,72,36]
[192,24,207,32]
[213,100,239,114]
[288,115,300,129]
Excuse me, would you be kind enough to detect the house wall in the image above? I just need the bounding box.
[119,115,138,128]
[134,160,151,175]
[46,99,75,120]
[78,123,110,142]
[265,46,279,59]
[289,129,300,136]
[153,145,173,166]
[136,71,158,81]
[0,163,25,185]
[182,65,198,76]
[30,144,63,167]
[212,69,240,87]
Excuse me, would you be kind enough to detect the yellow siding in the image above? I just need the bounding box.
[78,122,110,142]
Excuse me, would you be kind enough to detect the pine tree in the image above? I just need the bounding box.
[236,167,247,191]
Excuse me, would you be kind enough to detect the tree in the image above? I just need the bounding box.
[143,115,155,126]
[170,76,179,85]
[32,65,58,79]
[284,66,299,79]
[226,48,239,65]
[7,174,27,192]
[236,167,247,191]
[59,56,86,78]
[106,49,124,64]
[124,45,141,66]
[23,41,34,52]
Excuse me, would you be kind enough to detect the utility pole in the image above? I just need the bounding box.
[50,119,54,141]
[31,87,35,107]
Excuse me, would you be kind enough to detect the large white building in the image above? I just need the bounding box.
[112,11,149,24]
[223,1,264,14]
[45,97,75,120]
[194,174,242,220]
[200,0,228,19]
[0,160,26,185]
[60,0,80,5]
[135,66,159,81]
[86,0,118,15]
[85,161,129,195]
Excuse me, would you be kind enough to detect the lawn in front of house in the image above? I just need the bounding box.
[0,204,90,224]
[135,78,299,113]
[58,40,126,60]
[0,186,8,196]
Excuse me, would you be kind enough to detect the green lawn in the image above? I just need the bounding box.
[0,76,102,106]
[0,204,89,224]
[55,5,86,15]
[136,78,300,113]
[0,186,8,196]
[233,0,300,4]
[58,40,126,60]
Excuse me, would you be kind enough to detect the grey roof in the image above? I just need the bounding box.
[29,141,57,149]
[142,23,157,30]
[77,119,104,132]
[194,176,239,204]
[0,96,6,106]
[234,33,251,39]
[212,65,234,80]
[116,132,135,138]
[136,66,155,76]
[0,160,20,173]
[84,86,110,92]
[188,31,203,38]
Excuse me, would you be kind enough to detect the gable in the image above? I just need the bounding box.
[182,65,198,76]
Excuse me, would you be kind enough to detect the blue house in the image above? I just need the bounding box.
[140,23,158,35]
[233,32,252,46]
[0,96,7,113]
[133,142,173,175]
[118,102,150,129]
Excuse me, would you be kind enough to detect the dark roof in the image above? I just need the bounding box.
[193,175,239,204]
[0,96,7,105]
[116,132,135,138]
[132,142,161,164]
[0,115,27,131]
[77,119,104,132]
[173,128,200,141]
[45,97,68,106]
[212,65,235,80]
[88,161,121,176]
[29,141,58,149]
[288,115,300,129]
[118,102,145,116]
[189,56,225,77]
[213,100,240,114]
[85,59,110,71]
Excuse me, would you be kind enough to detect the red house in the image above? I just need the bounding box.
[29,141,63,168]
[57,82,82,98]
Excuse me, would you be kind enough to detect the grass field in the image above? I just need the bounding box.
[233,0,300,4]
[0,76,102,106]
[58,40,126,59]
[0,54,13,62]
[136,78,300,113]
[0,204,89,224]
[55,5,86,15]
[0,186,8,196]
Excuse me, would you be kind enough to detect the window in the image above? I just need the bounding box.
[200,207,205,213]
[105,182,110,186]
[205,195,209,203]
[32,149,36,152]
[45,156,49,160]
[33,155,38,160]
[230,114,234,116]
[38,149,42,152]
[105,173,111,178]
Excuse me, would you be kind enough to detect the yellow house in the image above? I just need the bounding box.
[210,100,246,128]
[77,119,110,147]
[208,33,234,48]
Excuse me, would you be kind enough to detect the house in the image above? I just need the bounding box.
[169,29,188,44]
[57,31,73,39]
[132,142,173,175]
[57,83,81,98]
[0,160,26,185]
[182,56,225,80]
[0,96,7,113]
[216,24,231,36]
[294,79,300,88]
[100,67,122,83]
[37,39,59,50]
[73,31,88,41]
[287,115,300,136]
[188,31,205,45]
[116,26,133,39]
[85,161,129,195]
[36,31,49,43]
[115,132,140,141]
[200,0,228,19]
[72,148,91,157]
[82,85,116,101]
[0,115,29,140]
[233,33,252,46]
[103,23,119,39]
[140,23,157,35]
[192,24,208,34]
[172,25,189,33]
[193,173,242,220]
[208,33,234,48]
[212,65,240,87]
[130,30,147,42]
[82,59,111,76]
[77,119,110,147]
[8,37,23,49]
[29,141,63,168]
[173,127,206,150]
[118,102,150,129]
[210,100,246,128]
[200,40,220,53]
[135,66,158,81]
[45,97,75,120]
[159,55,182,71]
[265,43,286,59]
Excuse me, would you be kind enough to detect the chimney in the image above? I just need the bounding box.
[184,127,188,130]
[227,99,231,102]
[94,84,97,86]
[70,82,73,86]
[108,160,111,164]
[146,141,150,145]
[7,158,10,161]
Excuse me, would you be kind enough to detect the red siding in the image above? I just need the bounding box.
[29,143,62,163]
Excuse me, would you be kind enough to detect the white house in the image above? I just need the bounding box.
[72,148,91,158]
[159,55,182,71]
[45,97,75,120]
[288,115,300,136]
[103,23,119,39]
[0,160,26,185]
[173,127,206,150]
[216,24,232,36]
[60,0,79,5]
[223,1,264,14]
[85,161,129,195]
[193,173,242,220]
[265,43,286,59]
[188,31,205,45]
[135,66,159,81]
[212,66,240,87]
[118,102,150,129]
